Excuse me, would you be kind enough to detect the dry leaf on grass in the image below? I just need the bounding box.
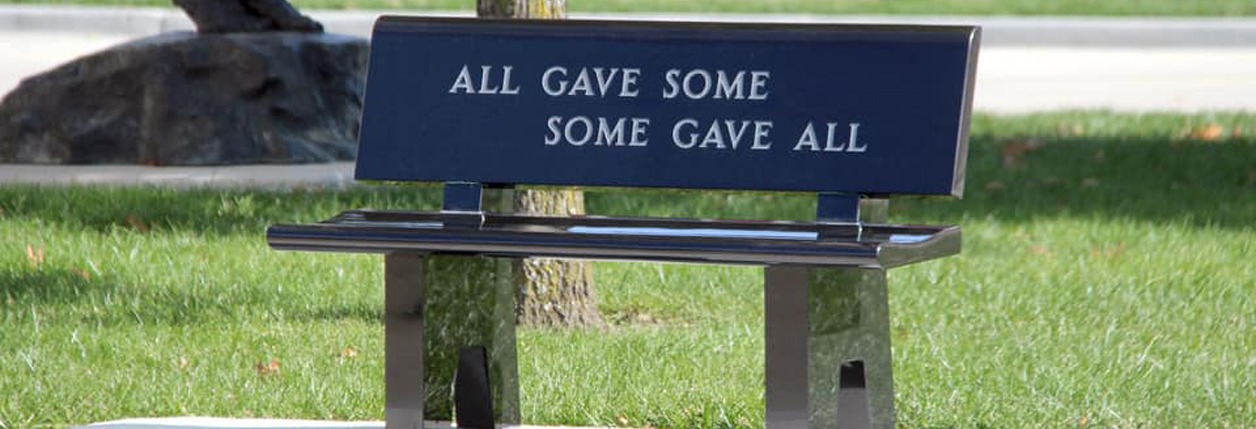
[255,359,281,376]
[125,214,151,233]
[337,347,359,363]
[26,245,45,269]
[1058,122,1085,137]
[1187,124,1226,141]
[1091,243,1126,260]
[1001,139,1044,170]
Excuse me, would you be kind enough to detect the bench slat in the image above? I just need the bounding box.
[267,210,959,268]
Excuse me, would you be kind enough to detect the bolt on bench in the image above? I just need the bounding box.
[268,16,979,429]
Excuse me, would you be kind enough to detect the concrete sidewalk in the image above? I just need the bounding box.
[1,6,1255,189]
[0,162,356,188]
[78,417,602,429]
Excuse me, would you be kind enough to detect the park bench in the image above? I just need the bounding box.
[268,16,980,429]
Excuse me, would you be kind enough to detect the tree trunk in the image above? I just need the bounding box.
[478,0,603,328]
[478,0,566,18]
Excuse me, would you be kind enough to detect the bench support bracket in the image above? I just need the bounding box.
[765,266,895,429]
[385,253,521,429]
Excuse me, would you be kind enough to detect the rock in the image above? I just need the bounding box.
[0,32,367,165]
[174,0,323,34]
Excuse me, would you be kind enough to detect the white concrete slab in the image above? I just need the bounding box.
[0,30,131,95]
[0,162,357,189]
[78,418,606,429]
[79,418,382,429]
[975,47,1256,113]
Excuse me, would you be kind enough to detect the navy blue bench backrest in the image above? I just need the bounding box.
[356,17,980,197]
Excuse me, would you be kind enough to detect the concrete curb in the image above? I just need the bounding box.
[0,163,357,189]
[78,417,609,429]
[1,5,1254,46]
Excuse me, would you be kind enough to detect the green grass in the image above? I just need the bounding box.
[3,111,1256,428]
[4,0,1256,16]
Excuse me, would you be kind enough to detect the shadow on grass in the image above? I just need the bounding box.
[0,184,443,237]
[586,135,1256,230]
[893,136,1256,229]
[1,135,1252,237]
[0,268,115,306]
[0,266,382,326]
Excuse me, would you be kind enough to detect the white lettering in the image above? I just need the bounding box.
[569,68,595,96]
[544,116,563,145]
[499,65,520,95]
[673,119,771,150]
[700,121,726,149]
[621,69,641,97]
[662,69,771,100]
[593,68,619,98]
[477,65,500,94]
[723,120,751,149]
[752,121,773,150]
[683,69,713,99]
[542,66,568,96]
[793,122,821,152]
[449,65,475,94]
[847,123,867,152]
[545,66,640,97]
[564,116,593,146]
[546,116,651,147]
[662,69,682,99]
[821,122,866,152]
[672,118,699,148]
[595,117,626,146]
[749,71,770,100]
[823,122,845,152]
[629,118,649,146]
[713,71,745,100]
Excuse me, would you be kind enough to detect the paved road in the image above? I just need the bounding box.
[977,47,1256,112]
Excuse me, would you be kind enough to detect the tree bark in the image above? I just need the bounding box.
[478,0,603,328]
[479,0,566,18]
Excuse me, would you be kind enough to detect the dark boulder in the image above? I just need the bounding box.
[174,0,323,33]
[0,32,367,165]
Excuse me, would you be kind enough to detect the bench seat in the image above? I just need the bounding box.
[268,210,959,268]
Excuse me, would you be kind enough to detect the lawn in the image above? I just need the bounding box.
[3,0,1255,16]
[2,111,1255,428]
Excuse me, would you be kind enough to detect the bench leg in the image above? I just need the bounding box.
[385,253,427,429]
[384,253,521,429]
[765,266,895,429]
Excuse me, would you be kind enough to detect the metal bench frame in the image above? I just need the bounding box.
[269,190,960,429]
[268,15,977,429]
